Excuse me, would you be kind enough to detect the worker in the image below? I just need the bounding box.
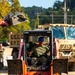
[31,36,49,57]
[29,36,50,66]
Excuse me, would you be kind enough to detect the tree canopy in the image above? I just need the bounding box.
[11,0,22,12]
[0,0,11,18]
[0,0,31,42]
[23,0,75,28]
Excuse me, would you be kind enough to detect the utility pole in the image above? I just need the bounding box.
[64,0,67,39]
[52,12,54,24]
[64,0,67,24]
[36,12,39,26]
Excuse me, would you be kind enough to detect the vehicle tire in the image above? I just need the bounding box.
[0,62,3,69]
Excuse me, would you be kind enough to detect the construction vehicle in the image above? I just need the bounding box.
[7,29,68,75]
[38,24,75,71]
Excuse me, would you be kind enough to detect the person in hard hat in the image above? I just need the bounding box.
[30,36,50,66]
[31,36,49,57]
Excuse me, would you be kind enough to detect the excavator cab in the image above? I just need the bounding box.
[23,30,53,75]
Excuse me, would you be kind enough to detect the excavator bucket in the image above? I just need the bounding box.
[4,12,27,25]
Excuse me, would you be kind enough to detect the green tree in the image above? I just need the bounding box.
[0,0,31,42]
[0,0,11,41]
[23,6,46,29]
[67,0,75,10]
[7,21,31,33]
[0,0,11,18]
[45,7,53,15]
[23,6,46,19]
[11,0,22,12]
[30,19,38,29]
[53,0,63,10]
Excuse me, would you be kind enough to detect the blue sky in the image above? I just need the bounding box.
[19,0,63,8]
